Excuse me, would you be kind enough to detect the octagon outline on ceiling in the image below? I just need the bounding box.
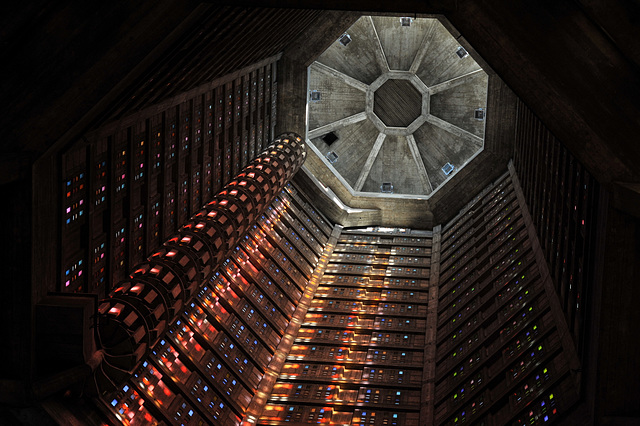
[367,71,430,136]
[305,15,489,200]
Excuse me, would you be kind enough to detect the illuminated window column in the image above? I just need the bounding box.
[93,133,306,395]
[430,171,581,426]
[259,228,432,425]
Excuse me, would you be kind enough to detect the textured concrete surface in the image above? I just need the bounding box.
[415,22,482,86]
[374,79,423,127]
[308,66,366,129]
[362,135,425,194]
[306,16,487,198]
[316,16,385,85]
[311,118,380,188]
[371,16,435,71]
[414,121,482,189]
[276,13,515,228]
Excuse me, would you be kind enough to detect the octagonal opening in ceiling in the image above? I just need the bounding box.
[306,15,489,199]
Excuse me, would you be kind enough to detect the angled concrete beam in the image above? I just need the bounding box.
[354,132,386,191]
[368,16,390,72]
[409,20,438,74]
[311,62,369,92]
[425,114,483,146]
[406,134,433,194]
[429,69,484,94]
[307,112,368,139]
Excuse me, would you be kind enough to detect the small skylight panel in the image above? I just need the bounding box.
[309,90,321,102]
[456,46,468,58]
[339,33,352,46]
[380,182,394,193]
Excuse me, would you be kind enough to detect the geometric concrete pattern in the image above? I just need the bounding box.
[306,16,488,197]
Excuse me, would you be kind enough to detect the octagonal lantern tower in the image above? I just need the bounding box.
[306,15,489,198]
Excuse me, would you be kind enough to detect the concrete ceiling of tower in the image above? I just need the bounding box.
[3,1,639,229]
[2,1,640,421]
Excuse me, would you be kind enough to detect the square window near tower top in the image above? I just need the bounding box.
[326,151,338,164]
[456,46,468,58]
[339,34,351,46]
[442,163,455,175]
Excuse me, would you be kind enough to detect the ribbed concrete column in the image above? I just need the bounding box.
[93,133,306,394]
